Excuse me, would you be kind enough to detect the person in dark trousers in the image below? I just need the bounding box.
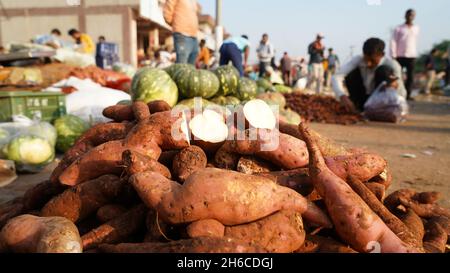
[306,33,326,93]
[391,9,420,100]
[256,34,275,77]
[219,35,251,77]
[424,48,439,95]
[280,52,292,86]
[325,48,339,87]
[331,38,407,113]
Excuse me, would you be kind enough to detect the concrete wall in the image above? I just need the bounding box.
[86,14,124,60]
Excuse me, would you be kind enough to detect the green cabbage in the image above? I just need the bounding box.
[54,115,90,153]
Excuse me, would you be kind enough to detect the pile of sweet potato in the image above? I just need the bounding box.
[284,93,363,125]
[0,100,448,253]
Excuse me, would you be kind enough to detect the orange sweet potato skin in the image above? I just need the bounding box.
[295,235,357,253]
[0,214,82,253]
[82,204,147,250]
[41,175,125,223]
[325,153,387,182]
[96,204,127,223]
[0,198,24,230]
[98,237,268,253]
[172,146,207,183]
[122,150,171,178]
[103,100,171,122]
[236,156,275,175]
[130,168,307,226]
[256,168,313,196]
[187,219,225,238]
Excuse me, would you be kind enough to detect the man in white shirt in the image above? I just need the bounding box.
[256,34,275,77]
[390,9,420,100]
[332,38,406,113]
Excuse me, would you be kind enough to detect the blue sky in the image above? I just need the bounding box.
[198,0,450,64]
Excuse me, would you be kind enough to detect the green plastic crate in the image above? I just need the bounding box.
[0,91,66,122]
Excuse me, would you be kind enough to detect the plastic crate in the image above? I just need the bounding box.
[0,91,66,122]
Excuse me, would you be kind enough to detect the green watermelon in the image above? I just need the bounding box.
[164,63,194,79]
[54,115,90,153]
[257,92,286,108]
[177,69,220,99]
[214,65,240,96]
[131,67,179,107]
[257,78,273,91]
[237,78,258,101]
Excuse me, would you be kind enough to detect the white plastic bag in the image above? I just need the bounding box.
[54,48,95,68]
[364,84,409,123]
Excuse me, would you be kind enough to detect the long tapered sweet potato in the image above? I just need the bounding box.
[295,235,358,253]
[132,101,151,121]
[41,175,125,223]
[96,204,127,223]
[398,209,425,244]
[427,216,449,237]
[59,111,190,186]
[0,214,82,253]
[129,168,307,226]
[278,121,351,157]
[187,210,306,253]
[103,100,172,122]
[346,176,422,249]
[384,189,450,218]
[364,182,385,201]
[98,237,267,253]
[299,123,419,253]
[122,150,171,178]
[256,168,314,196]
[172,145,207,183]
[423,220,447,253]
[81,204,147,250]
[0,198,23,230]
[50,122,135,183]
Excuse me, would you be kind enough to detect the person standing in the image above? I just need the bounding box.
[332,38,407,113]
[164,0,199,65]
[196,39,211,69]
[325,48,340,87]
[307,33,326,93]
[390,9,420,100]
[445,45,450,87]
[256,34,275,78]
[280,52,292,86]
[68,29,95,54]
[424,48,438,95]
[219,35,251,77]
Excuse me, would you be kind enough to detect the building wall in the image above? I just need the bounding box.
[86,14,124,60]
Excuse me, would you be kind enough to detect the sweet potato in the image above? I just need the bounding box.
[187,210,306,253]
[368,167,392,189]
[122,150,171,178]
[256,168,313,196]
[22,181,66,211]
[132,101,151,121]
[41,175,125,223]
[82,204,147,250]
[187,219,225,238]
[158,150,179,167]
[98,237,267,253]
[59,111,190,186]
[96,204,127,223]
[144,209,177,242]
[213,145,240,169]
[325,153,387,183]
[427,216,450,237]
[364,182,385,201]
[236,156,276,175]
[423,220,447,253]
[278,121,351,157]
[0,214,82,253]
[346,176,421,249]
[384,189,450,218]
[103,100,172,122]
[295,235,358,253]
[172,146,207,183]
[0,198,23,230]
[129,168,307,226]
[299,123,419,253]
[50,122,134,183]
[398,209,425,244]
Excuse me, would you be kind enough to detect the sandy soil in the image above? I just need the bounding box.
[1,94,449,207]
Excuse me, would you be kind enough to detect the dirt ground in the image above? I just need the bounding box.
[1,94,449,207]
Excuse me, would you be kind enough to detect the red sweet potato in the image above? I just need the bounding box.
[103,100,171,122]
[122,150,171,178]
[82,204,147,250]
[0,198,24,230]
[96,204,127,223]
[172,146,207,183]
[295,235,358,253]
[236,156,276,175]
[364,182,386,201]
[325,153,387,183]
[98,237,267,253]
[0,214,82,253]
[423,220,447,253]
[41,175,125,223]
[256,168,314,196]
[299,123,420,253]
[132,101,151,121]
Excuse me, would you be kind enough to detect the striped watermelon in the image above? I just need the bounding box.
[237,78,258,101]
[214,65,240,96]
[165,63,194,79]
[131,67,179,107]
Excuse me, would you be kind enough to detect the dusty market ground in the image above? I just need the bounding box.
[1,94,449,207]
